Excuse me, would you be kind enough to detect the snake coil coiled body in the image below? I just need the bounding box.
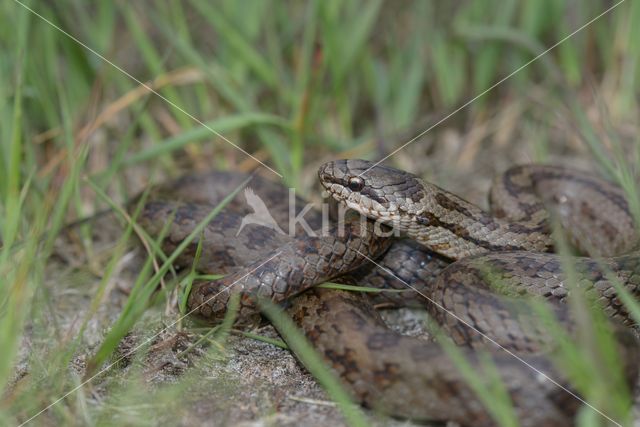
[136,161,640,427]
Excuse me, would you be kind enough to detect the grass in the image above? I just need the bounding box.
[1,0,639,426]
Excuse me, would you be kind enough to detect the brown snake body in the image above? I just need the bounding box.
[135,162,640,427]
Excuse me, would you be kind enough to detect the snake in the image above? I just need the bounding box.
[134,160,640,427]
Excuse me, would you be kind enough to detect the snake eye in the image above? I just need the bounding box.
[347,176,365,192]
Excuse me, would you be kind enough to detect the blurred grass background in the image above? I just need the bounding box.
[1,0,639,426]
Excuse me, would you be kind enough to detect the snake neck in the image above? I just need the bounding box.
[410,180,554,260]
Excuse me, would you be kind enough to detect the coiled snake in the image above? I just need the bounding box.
[136,160,640,427]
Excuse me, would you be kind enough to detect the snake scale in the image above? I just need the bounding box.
[135,160,640,427]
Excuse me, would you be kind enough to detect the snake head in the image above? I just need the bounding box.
[318,159,426,223]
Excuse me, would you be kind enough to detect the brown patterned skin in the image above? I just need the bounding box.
[489,164,637,257]
[288,289,583,426]
[186,217,392,321]
[135,166,640,427]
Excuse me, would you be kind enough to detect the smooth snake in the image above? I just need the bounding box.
[134,160,640,427]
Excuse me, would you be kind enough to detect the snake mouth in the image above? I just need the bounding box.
[321,187,400,229]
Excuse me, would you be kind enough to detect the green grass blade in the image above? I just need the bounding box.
[122,113,290,166]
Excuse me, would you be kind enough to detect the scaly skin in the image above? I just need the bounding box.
[134,165,640,426]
